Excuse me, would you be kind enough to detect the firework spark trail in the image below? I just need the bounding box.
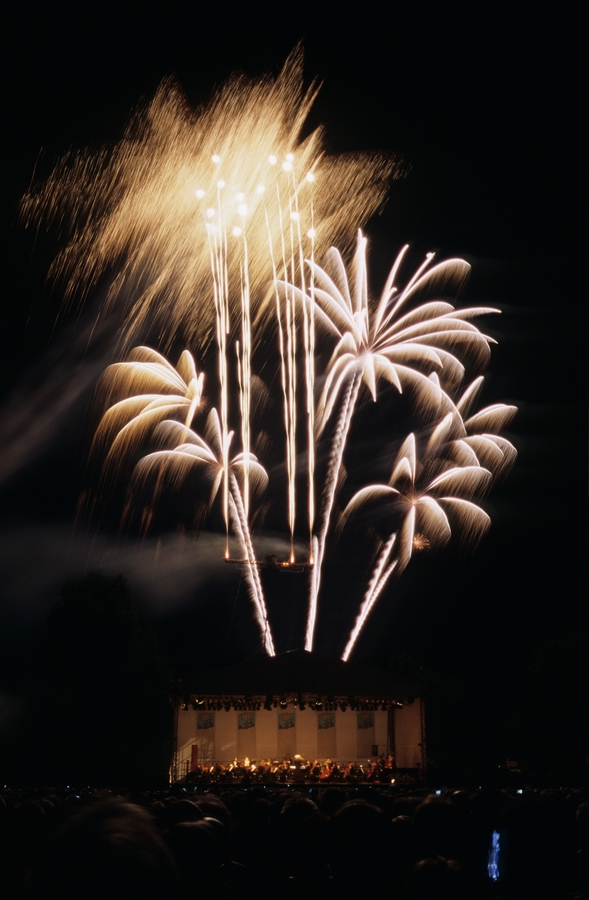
[290,167,317,556]
[228,474,275,655]
[305,206,316,554]
[207,219,231,554]
[281,182,298,562]
[262,199,293,552]
[307,369,362,651]
[240,222,252,519]
[288,172,302,563]
[341,534,398,662]
[267,170,306,561]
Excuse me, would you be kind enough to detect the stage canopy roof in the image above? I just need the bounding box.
[184,650,418,700]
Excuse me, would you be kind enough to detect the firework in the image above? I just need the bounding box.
[21,50,395,347]
[285,231,500,651]
[131,411,274,655]
[340,379,516,661]
[91,346,204,482]
[21,50,397,559]
[24,52,516,658]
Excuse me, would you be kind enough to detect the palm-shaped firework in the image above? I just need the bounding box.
[92,346,204,477]
[340,378,516,660]
[91,347,274,654]
[132,410,274,655]
[452,376,518,478]
[286,231,499,651]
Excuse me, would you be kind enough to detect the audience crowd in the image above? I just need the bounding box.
[0,781,586,898]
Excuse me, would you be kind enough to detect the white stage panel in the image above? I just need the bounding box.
[295,708,317,760]
[374,709,388,758]
[216,711,237,763]
[395,701,422,768]
[256,708,278,760]
[335,709,356,762]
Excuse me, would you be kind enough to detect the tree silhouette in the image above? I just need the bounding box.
[30,572,173,786]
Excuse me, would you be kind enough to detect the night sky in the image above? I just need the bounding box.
[1,3,585,779]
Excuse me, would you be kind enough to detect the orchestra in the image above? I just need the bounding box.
[183,753,400,785]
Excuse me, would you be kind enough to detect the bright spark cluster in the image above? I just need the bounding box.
[21,48,396,352]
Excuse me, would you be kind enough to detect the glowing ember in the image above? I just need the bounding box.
[412,534,430,551]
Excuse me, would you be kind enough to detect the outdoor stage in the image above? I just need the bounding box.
[173,650,424,783]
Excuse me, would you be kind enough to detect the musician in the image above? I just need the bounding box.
[380,753,395,783]
[320,758,333,781]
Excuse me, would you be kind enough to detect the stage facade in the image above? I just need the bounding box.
[173,650,424,780]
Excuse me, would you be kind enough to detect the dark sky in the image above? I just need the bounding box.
[0,3,585,772]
